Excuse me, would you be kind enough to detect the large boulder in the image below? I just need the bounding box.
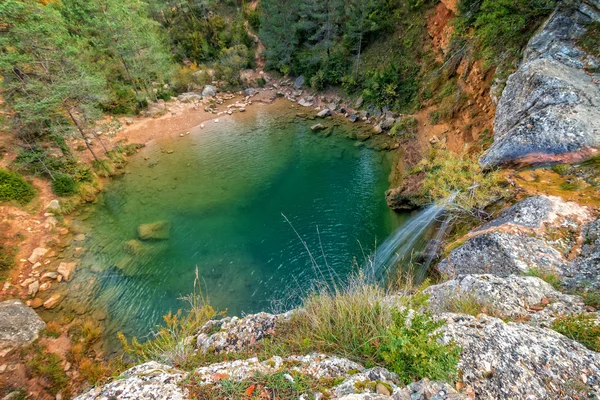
[564,219,600,289]
[74,362,188,400]
[438,196,592,277]
[425,274,590,325]
[480,1,600,169]
[0,300,45,357]
[201,85,218,98]
[137,221,171,240]
[440,314,600,398]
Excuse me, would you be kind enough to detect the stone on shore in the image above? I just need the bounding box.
[201,85,218,98]
[138,221,171,240]
[316,108,332,118]
[28,247,48,264]
[57,262,77,281]
[0,300,45,357]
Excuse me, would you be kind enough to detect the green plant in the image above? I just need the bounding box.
[581,291,600,309]
[551,164,571,176]
[0,244,16,270]
[371,309,461,384]
[27,347,70,395]
[578,21,600,58]
[435,293,488,316]
[414,147,509,215]
[552,313,600,352]
[189,371,330,400]
[118,269,217,367]
[390,116,419,137]
[51,174,78,197]
[0,169,35,204]
[525,268,562,290]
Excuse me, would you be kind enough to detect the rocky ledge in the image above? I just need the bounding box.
[437,195,598,287]
[480,0,600,168]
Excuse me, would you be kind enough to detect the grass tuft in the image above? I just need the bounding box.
[552,313,600,352]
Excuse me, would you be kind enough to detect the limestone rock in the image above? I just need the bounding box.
[311,123,326,131]
[201,85,218,98]
[196,312,284,354]
[294,75,305,90]
[194,353,363,385]
[298,97,314,107]
[43,294,62,309]
[564,218,600,289]
[392,379,466,400]
[138,221,171,240]
[437,231,569,277]
[74,362,188,400]
[28,248,48,264]
[332,367,399,398]
[0,300,45,357]
[316,108,332,118]
[57,262,77,281]
[425,274,589,325]
[440,314,600,398]
[481,1,600,168]
[46,199,60,212]
[177,92,202,103]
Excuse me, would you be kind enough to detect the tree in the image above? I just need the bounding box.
[0,0,107,162]
[344,0,385,77]
[259,0,299,73]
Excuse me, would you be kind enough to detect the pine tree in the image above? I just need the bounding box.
[259,0,299,73]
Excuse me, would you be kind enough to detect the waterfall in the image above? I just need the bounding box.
[366,193,457,281]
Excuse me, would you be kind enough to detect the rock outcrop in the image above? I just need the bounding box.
[74,362,189,400]
[0,300,46,357]
[440,314,600,398]
[564,218,600,289]
[438,196,593,277]
[426,274,591,325]
[480,0,600,168]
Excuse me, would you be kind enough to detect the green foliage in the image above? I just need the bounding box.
[524,268,562,290]
[213,45,252,86]
[552,313,600,352]
[371,309,461,384]
[27,346,70,395]
[390,116,419,138]
[52,174,78,197]
[578,21,600,58]
[456,0,557,68]
[190,371,331,400]
[362,64,419,111]
[0,169,35,204]
[550,164,572,176]
[414,147,509,214]
[0,244,17,271]
[435,293,487,317]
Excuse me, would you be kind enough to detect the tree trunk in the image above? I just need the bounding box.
[68,109,99,162]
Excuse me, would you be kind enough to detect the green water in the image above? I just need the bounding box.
[66,103,404,341]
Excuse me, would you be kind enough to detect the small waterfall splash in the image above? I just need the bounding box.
[366,193,457,281]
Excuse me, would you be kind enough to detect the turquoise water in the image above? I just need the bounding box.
[66,103,405,341]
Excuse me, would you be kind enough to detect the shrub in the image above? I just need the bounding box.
[51,174,78,197]
[390,116,419,138]
[578,21,600,58]
[552,313,600,352]
[27,347,70,395]
[0,244,16,270]
[371,309,461,384]
[0,169,35,204]
[414,147,509,215]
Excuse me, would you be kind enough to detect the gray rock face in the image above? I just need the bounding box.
[201,84,218,98]
[0,300,45,357]
[195,312,285,353]
[75,362,188,400]
[564,219,600,289]
[440,314,600,399]
[425,274,590,325]
[438,196,592,278]
[177,92,202,103]
[294,75,305,90]
[392,379,465,400]
[438,231,568,277]
[481,1,600,168]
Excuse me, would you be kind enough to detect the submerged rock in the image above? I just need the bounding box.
[74,361,188,400]
[440,314,600,398]
[0,300,45,357]
[57,262,77,281]
[138,221,171,240]
[124,239,145,256]
[481,1,600,168]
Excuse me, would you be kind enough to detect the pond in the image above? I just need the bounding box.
[62,102,406,344]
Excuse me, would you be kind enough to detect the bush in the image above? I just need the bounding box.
[0,169,35,204]
[552,313,600,352]
[578,21,600,58]
[413,147,509,214]
[0,244,16,270]
[390,116,419,137]
[52,174,78,197]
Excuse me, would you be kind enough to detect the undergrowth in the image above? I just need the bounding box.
[551,313,600,352]
[0,169,35,204]
[525,268,562,290]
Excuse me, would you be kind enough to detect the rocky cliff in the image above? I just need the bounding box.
[481,0,600,168]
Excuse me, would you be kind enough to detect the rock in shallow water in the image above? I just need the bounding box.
[137,221,171,240]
